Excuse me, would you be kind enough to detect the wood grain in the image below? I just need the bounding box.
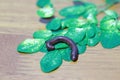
[0,0,120,80]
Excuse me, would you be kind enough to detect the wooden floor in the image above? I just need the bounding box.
[0,0,120,80]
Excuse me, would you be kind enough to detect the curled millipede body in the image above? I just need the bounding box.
[45,36,79,62]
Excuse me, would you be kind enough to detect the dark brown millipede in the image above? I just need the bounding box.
[45,36,79,62]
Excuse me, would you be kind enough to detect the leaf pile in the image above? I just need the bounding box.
[17,0,120,73]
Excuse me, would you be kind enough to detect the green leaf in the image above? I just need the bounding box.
[59,5,85,17]
[100,10,120,48]
[17,39,45,53]
[40,50,62,73]
[33,30,52,40]
[61,18,87,28]
[46,18,61,31]
[100,10,118,27]
[36,0,51,8]
[101,20,117,31]
[100,16,118,31]
[65,27,86,43]
[100,31,120,48]
[37,6,54,18]
[77,45,86,54]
